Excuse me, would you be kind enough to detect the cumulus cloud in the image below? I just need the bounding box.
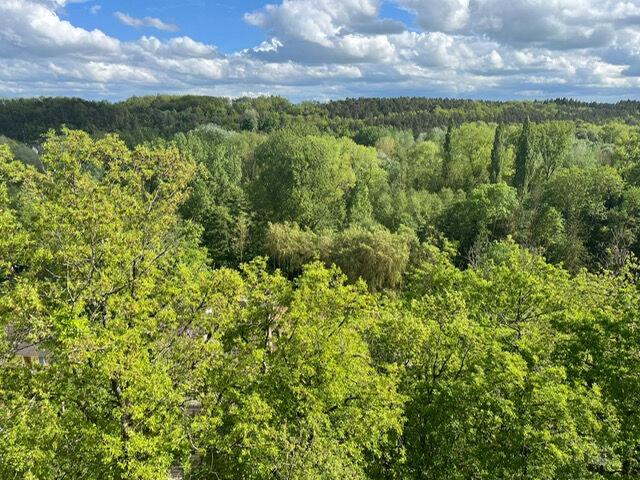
[0,0,120,58]
[398,0,470,32]
[395,0,621,49]
[2,0,640,101]
[244,0,404,63]
[115,12,180,32]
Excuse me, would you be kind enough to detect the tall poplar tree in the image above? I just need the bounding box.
[514,118,535,193]
[441,121,454,186]
[489,123,506,183]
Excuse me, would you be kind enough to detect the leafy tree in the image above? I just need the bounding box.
[190,260,404,479]
[543,166,626,271]
[371,242,611,479]
[450,122,494,190]
[557,266,640,477]
[375,135,397,158]
[264,222,414,292]
[241,108,259,132]
[347,180,374,226]
[0,130,214,479]
[440,183,518,260]
[176,128,253,266]
[530,206,567,262]
[0,145,31,316]
[405,140,441,191]
[251,131,356,230]
[536,121,574,180]
[352,126,390,147]
[264,221,318,275]
[4,101,640,479]
[2,96,640,146]
[327,226,415,292]
[335,137,387,226]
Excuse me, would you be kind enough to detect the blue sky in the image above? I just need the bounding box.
[2,0,640,101]
[64,1,267,53]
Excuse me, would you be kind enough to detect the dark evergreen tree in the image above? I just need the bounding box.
[489,123,506,183]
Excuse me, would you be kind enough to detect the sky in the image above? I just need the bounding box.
[2,0,640,102]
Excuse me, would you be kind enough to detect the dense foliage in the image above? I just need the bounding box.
[2,97,640,478]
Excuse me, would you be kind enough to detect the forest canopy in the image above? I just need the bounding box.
[2,97,640,479]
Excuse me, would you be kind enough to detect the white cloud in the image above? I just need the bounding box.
[115,12,179,32]
[135,36,218,59]
[244,0,384,40]
[244,0,404,63]
[395,0,622,49]
[0,0,120,57]
[397,0,470,32]
[2,0,640,101]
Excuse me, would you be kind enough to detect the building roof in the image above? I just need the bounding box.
[15,342,47,358]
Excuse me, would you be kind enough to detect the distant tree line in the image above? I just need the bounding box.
[1,95,639,147]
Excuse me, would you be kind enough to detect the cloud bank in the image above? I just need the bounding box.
[1,0,640,100]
